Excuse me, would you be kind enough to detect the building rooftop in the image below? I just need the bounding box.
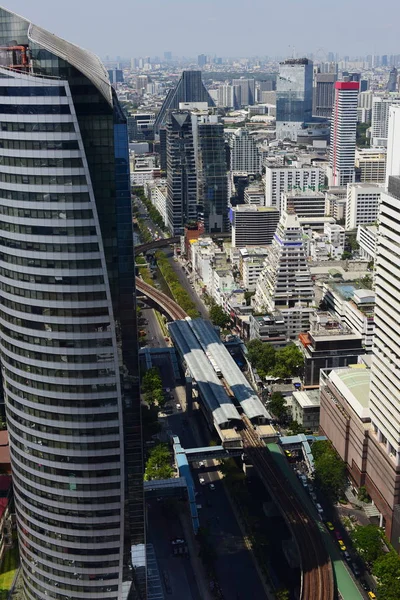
[329,365,370,419]
[233,204,279,213]
[293,390,321,409]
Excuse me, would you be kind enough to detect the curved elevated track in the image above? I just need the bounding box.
[241,416,334,600]
[135,278,188,321]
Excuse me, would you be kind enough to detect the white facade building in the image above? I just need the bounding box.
[239,247,269,291]
[145,179,168,225]
[328,81,359,187]
[229,129,261,174]
[357,224,378,261]
[253,211,314,338]
[345,183,381,230]
[323,284,376,352]
[371,95,400,147]
[282,189,326,218]
[385,105,400,186]
[369,174,400,462]
[265,160,325,210]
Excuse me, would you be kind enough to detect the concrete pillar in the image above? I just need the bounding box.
[185,376,193,414]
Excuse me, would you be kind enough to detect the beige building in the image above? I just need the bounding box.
[355,148,387,184]
[320,365,400,546]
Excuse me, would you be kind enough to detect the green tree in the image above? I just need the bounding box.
[373,551,400,600]
[288,420,307,435]
[312,441,346,501]
[341,251,352,260]
[350,524,383,565]
[276,590,290,600]
[272,344,304,379]
[246,339,276,378]
[268,392,288,421]
[209,304,230,328]
[144,443,174,481]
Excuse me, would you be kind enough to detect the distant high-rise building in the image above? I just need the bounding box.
[253,211,314,338]
[217,84,235,108]
[387,67,398,92]
[108,67,124,86]
[313,72,337,118]
[164,51,172,60]
[155,70,215,131]
[128,112,156,141]
[198,54,207,68]
[328,81,359,186]
[229,129,260,174]
[0,6,144,599]
[382,54,388,67]
[232,78,256,106]
[195,116,229,233]
[276,58,314,141]
[166,111,197,234]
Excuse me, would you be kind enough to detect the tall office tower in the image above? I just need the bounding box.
[313,72,337,118]
[371,95,400,147]
[387,69,398,92]
[0,6,144,600]
[382,54,388,67]
[253,211,314,338]
[108,68,124,86]
[164,51,172,61]
[328,81,359,187]
[166,111,197,234]
[217,84,234,108]
[229,129,260,175]
[154,70,215,131]
[231,78,256,106]
[195,117,229,233]
[276,58,314,141]
[198,54,207,68]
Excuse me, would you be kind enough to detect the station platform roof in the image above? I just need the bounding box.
[168,320,241,427]
[188,318,271,421]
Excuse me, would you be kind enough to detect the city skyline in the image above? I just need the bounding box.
[8,0,400,59]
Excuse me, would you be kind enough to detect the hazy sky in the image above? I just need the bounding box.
[8,0,400,59]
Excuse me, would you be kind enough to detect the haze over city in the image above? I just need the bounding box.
[2,3,400,600]
[8,0,400,57]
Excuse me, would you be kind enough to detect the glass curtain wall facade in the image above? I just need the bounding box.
[276,58,313,141]
[0,7,143,600]
[166,111,197,234]
[196,119,229,233]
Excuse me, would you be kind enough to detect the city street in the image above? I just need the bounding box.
[160,248,209,319]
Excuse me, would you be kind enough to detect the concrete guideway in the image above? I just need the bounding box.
[136,278,188,321]
[268,444,365,600]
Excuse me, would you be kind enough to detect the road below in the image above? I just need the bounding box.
[160,248,209,319]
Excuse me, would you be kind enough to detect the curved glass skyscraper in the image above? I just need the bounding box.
[0,7,143,600]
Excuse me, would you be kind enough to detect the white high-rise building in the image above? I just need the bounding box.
[371,95,400,147]
[385,104,400,186]
[328,81,359,187]
[264,160,325,210]
[345,183,382,230]
[253,211,314,338]
[229,129,260,174]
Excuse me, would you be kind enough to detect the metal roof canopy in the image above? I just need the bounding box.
[188,319,271,421]
[168,321,241,426]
